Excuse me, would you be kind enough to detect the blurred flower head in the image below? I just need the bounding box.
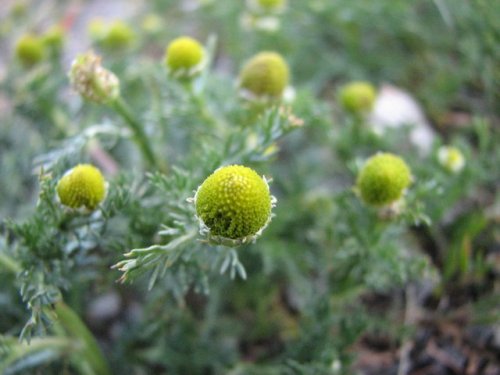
[247,0,287,14]
[357,152,412,207]
[15,34,45,67]
[41,25,65,52]
[164,36,206,79]
[438,146,465,173]
[69,51,120,104]
[88,19,136,50]
[239,51,290,103]
[340,81,377,115]
[141,14,163,34]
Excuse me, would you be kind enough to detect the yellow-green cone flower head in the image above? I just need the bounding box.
[239,51,289,101]
[357,153,412,206]
[69,51,120,103]
[194,165,275,244]
[164,36,205,79]
[57,164,106,210]
[15,34,45,67]
[340,81,376,114]
[438,146,465,173]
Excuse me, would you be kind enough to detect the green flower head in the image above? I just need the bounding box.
[15,34,45,67]
[239,51,289,101]
[57,164,106,210]
[164,36,205,78]
[339,81,376,114]
[194,165,275,244]
[357,153,411,206]
[69,51,120,103]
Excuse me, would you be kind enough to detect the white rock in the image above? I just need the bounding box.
[87,292,121,322]
[369,84,436,155]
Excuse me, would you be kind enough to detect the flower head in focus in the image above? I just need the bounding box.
[57,164,107,211]
[192,165,276,246]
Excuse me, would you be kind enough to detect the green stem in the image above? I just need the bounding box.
[184,81,225,136]
[53,302,112,375]
[0,336,74,374]
[110,97,163,171]
[0,252,21,274]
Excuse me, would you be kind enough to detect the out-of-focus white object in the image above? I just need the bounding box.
[369,84,436,155]
[240,13,281,32]
[437,145,465,173]
[87,292,121,322]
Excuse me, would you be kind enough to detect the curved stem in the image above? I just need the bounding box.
[53,301,112,375]
[0,252,21,274]
[0,336,74,374]
[110,97,165,171]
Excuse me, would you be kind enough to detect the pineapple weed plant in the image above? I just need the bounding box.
[1,0,499,374]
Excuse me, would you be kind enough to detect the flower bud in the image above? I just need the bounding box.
[15,34,45,67]
[340,81,376,114]
[438,146,465,173]
[357,153,411,206]
[164,36,205,79]
[194,165,275,244]
[239,51,289,101]
[69,51,120,103]
[57,164,106,210]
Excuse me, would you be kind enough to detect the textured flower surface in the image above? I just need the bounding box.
[57,164,106,210]
[357,153,411,206]
[165,36,205,77]
[239,51,289,100]
[15,34,45,66]
[69,51,120,103]
[340,81,376,114]
[195,165,273,241]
